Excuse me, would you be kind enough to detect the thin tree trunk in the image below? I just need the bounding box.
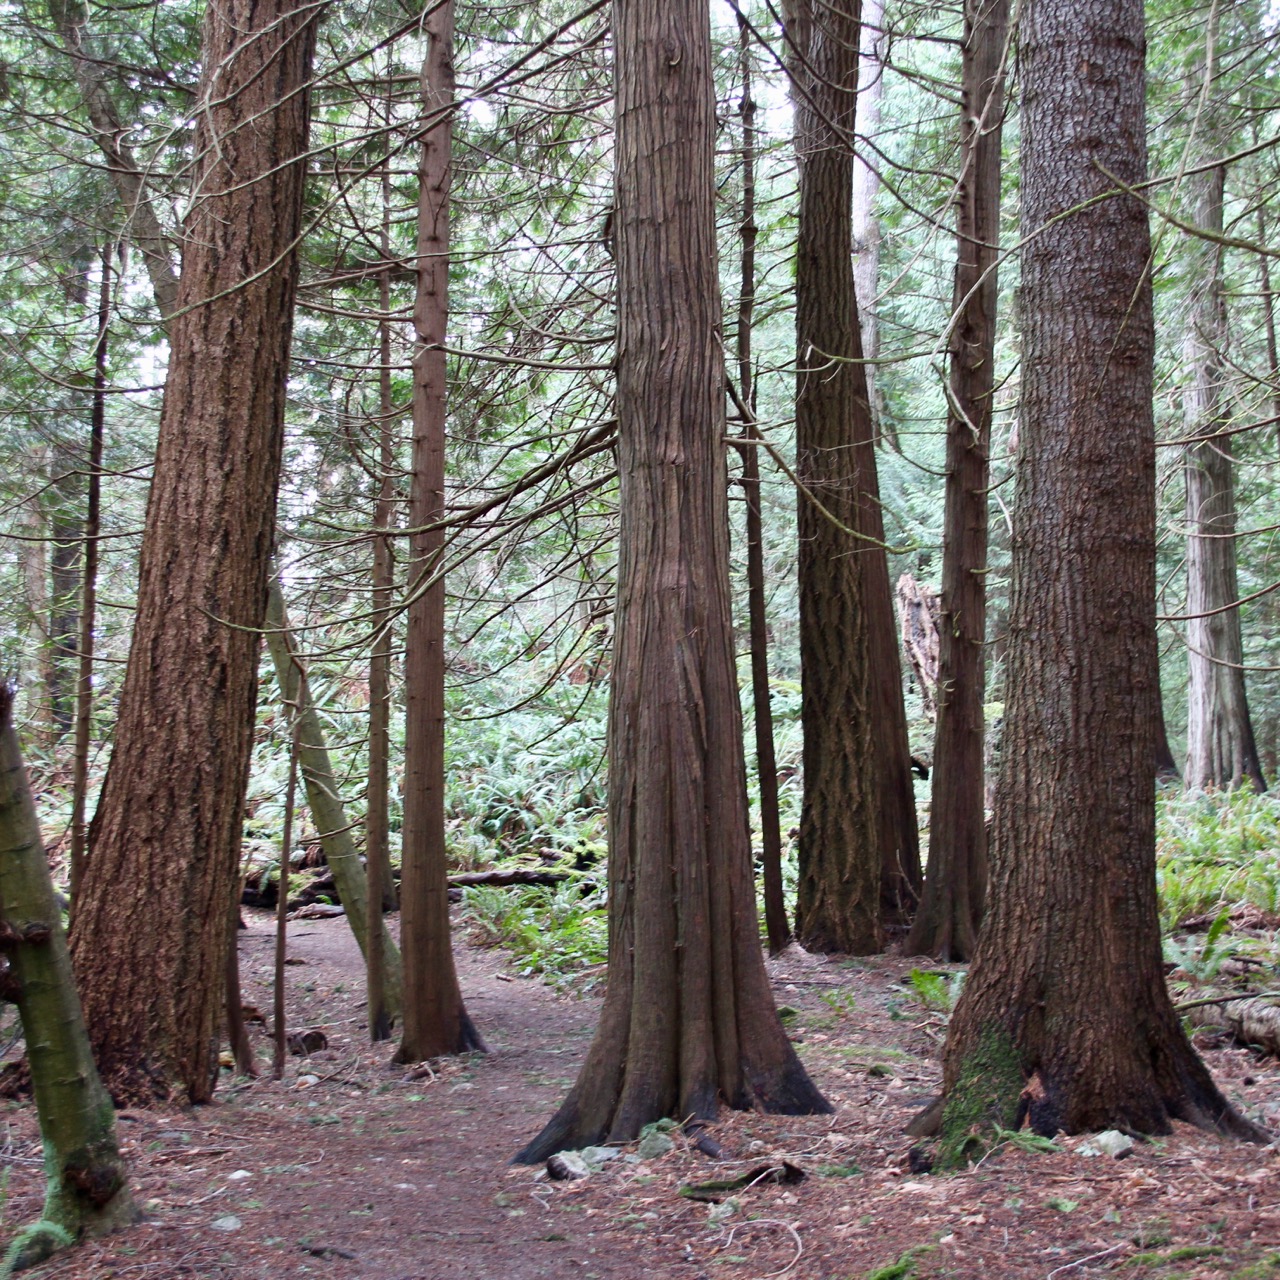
[224,878,256,1078]
[0,685,138,1271]
[1184,161,1265,792]
[273,726,299,1081]
[70,0,320,1104]
[929,0,1265,1156]
[48,0,180,319]
[1257,206,1280,454]
[516,0,828,1163]
[790,0,883,954]
[367,165,397,1042]
[47,480,81,739]
[396,1,483,1064]
[734,16,788,955]
[264,577,403,1020]
[852,0,890,448]
[69,247,110,911]
[908,0,1009,962]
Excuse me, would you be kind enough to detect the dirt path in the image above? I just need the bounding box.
[3,914,1280,1279]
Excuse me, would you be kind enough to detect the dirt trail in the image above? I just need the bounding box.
[3,913,1280,1280]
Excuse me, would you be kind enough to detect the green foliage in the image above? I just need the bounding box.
[1157,790,1280,930]
[863,1246,931,1280]
[1,1219,73,1277]
[461,874,607,992]
[906,969,965,1014]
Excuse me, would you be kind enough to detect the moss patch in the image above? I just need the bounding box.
[935,1027,1023,1169]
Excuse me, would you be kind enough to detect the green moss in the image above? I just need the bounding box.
[935,1028,1022,1169]
[1126,1245,1226,1269]
[864,1249,927,1280]
[1231,1253,1280,1278]
[2,1219,73,1276]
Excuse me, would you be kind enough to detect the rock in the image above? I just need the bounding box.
[227,1170,253,1181]
[707,1198,739,1224]
[210,1215,242,1232]
[1078,1130,1134,1159]
[547,1151,591,1181]
[637,1130,674,1160]
[581,1146,619,1170]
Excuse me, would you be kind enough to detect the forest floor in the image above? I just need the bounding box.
[3,911,1280,1280]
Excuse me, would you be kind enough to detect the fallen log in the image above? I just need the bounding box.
[1185,993,1280,1057]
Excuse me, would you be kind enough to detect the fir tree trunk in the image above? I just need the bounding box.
[908,0,1009,962]
[932,0,1267,1155]
[70,0,320,1104]
[1183,162,1265,793]
[396,0,483,1064]
[516,0,828,1162]
[0,686,138,1271]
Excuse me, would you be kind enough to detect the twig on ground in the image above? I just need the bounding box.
[1046,1243,1125,1278]
[724,1218,804,1277]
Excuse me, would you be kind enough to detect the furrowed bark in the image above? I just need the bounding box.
[516,0,828,1163]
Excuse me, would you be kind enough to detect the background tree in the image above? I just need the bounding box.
[907,0,1010,962]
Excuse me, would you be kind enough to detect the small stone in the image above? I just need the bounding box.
[1078,1130,1134,1159]
[210,1215,242,1232]
[296,1074,320,1088]
[707,1198,739,1224]
[227,1170,253,1181]
[636,1131,674,1160]
[547,1151,591,1180]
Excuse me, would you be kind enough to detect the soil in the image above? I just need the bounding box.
[3,911,1279,1280]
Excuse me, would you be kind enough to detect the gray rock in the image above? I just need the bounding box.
[636,1130,675,1160]
[210,1215,242,1232]
[1078,1130,1134,1159]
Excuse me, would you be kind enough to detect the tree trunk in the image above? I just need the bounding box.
[1183,162,1265,793]
[264,577,403,1020]
[932,0,1266,1157]
[516,0,829,1162]
[396,1,483,1064]
[0,685,138,1271]
[790,0,883,954]
[367,176,397,1042]
[733,16,788,955]
[47,468,81,739]
[69,0,320,1104]
[852,0,890,448]
[224,878,256,1078]
[907,0,1009,963]
[69,247,110,910]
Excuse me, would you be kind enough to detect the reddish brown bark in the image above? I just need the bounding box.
[935,0,1266,1148]
[395,0,482,1064]
[70,0,319,1104]
[908,0,1009,962]
[516,0,827,1162]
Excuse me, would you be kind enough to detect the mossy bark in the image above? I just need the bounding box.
[264,576,403,1021]
[0,687,138,1270]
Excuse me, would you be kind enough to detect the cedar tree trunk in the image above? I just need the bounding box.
[70,0,319,1104]
[933,0,1267,1156]
[1183,163,1265,792]
[0,686,138,1271]
[908,0,1009,962]
[516,0,829,1162]
[396,1,483,1063]
[789,0,883,953]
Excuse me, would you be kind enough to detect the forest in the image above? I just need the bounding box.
[2,0,1280,1275]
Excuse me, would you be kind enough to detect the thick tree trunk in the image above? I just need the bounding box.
[1183,163,1265,793]
[908,0,1008,963]
[0,686,138,1271]
[734,17,788,955]
[516,0,828,1163]
[264,577,403,1020]
[933,0,1266,1156]
[70,0,319,1104]
[396,2,482,1064]
[790,0,883,954]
